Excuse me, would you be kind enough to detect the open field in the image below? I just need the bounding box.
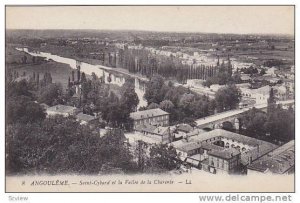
[11,61,74,90]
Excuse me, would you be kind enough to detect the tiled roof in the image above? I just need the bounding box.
[251,85,270,95]
[47,104,77,114]
[176,142,202,152]
[208,148,240,160]
[191,129,277,150]
[130,108,169,120]
[171,129,277,162]
[247,140,295,174]
[76,112,96,123]
[135,124,171,136]
[201,143,224,151]
[176,124,193,133]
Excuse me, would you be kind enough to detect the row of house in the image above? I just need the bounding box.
[129,108,198,144]
[168,129,294,175]
[247,140,295,175]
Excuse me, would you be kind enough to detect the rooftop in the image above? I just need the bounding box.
[201,142,224,151]
[135,124,171,136]
[251,85,271,95]
[176,142,202,153]
[191,129,276,149]
[47,104,77,114]
[208,148,240,160]
[176,123,193,133]
[76,112,96,123]
[247,140,295,174]
[130,108,169,120]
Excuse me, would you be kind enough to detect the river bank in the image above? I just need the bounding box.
[15,47,148,108]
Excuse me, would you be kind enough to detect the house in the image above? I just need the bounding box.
[46,104,78,117]
[130,108,170,130]
[274,85,287,100]
[203,147,241,174]
[266,67,278,76]
[135,124,174,144]
[175,141,202,161]
[240,74,252,83]
[247,140,295,175]
[76,112,97,125]
[240,85,271,104]
[210,84,224,92]
[173,124,194,140]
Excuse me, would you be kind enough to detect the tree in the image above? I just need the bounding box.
[6,80,32,98]
[38,83,63,106]
[147,102,160,110]
[215,84,241,112]
[190,96,212,118]
[81,72,87,83]
[91,72,98,81]
[144,75,167,104]
[260,69,266,76]
[81,79,92,103]
[77,69,81,82]
[159,100,174,113]
[267,87,276,114]
[22,55,27,64]
[147,144,178,172]
[164,86,188,106]
[120,79,139,112]
[6,115,137,175]
[178,93,195,110]
[265,105,295,142]
[6,95,46,125]
[239,108,268,138]
[40,72,53,87]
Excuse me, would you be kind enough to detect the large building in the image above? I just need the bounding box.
[130,108,170,129]
[203,145,241,174]
[247,140,295,175]
[170,129,278,174]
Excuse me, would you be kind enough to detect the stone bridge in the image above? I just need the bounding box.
[195,100,294,130]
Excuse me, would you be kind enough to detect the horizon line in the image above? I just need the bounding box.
[6,28,294,37]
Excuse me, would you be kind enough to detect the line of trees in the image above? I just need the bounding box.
[238,90,295,144]
[118,48,221,84]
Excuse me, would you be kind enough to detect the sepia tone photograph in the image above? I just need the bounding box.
[5,5,295,192]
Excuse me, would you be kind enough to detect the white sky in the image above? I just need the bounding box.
[6,6,294,35]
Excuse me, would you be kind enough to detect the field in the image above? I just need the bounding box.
[6,43,122,94]
[6,44,75,89]
[12,61,74,90]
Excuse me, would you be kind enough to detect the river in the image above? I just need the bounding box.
[16,48,148,108]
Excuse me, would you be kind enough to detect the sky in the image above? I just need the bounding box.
[6,6,294,35]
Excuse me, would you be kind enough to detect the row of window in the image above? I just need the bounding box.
[136,115,169,124]
[209,156,239,170]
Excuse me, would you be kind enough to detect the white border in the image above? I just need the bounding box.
[0,1,298,203]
